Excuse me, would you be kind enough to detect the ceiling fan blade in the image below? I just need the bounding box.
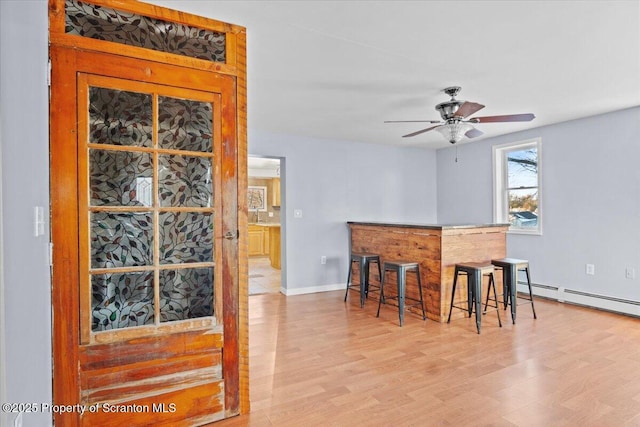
[384,120,441,123]
[473,113,535,123]
[465,127,484,138]
[453,101,485,118]
[402,125,441,138]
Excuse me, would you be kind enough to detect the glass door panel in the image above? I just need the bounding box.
[158,154,212,207]
[92,271,155,331]
[80,75,220,341]
[158,96,213,152]
[89,87,153,147]
[90,150,154,206]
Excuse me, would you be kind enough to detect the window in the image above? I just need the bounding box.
[493,138,542,234]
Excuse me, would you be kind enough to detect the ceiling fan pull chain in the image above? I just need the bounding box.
[455,145,458,163]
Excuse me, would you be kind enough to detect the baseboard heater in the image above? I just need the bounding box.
[525,281,640,318]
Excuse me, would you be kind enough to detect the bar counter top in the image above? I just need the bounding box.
[347,221,509,230]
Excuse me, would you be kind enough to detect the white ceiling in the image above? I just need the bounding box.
[153,1,640,149]
[248,156,280,177]
[248,157,280,170]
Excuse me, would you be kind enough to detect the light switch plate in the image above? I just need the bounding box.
[586,264,595,275]
[34,206,45,236]
[626,267,635,279]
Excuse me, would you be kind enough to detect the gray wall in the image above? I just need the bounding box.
[250,130,438,293]
[0,1,53,426]
[437,107,640,306]
[2,0,637,423]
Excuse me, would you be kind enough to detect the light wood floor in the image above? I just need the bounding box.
[215,290,640,426]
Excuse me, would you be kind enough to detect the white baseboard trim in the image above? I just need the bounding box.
[280,281,640,318]
[283,283,344,296]
[526,282,640,318]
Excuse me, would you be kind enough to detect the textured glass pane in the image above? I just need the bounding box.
[91,212,153,268]
[158,97,212,152]
[65,0,226,62]
[507,148,538,188]
[160,268,213,322]
[159,155,212,207]
[92,271,154,331]
[159,212,213,264]
[90,149,153,206]
[508,189,538,228]
[89,87,152,147]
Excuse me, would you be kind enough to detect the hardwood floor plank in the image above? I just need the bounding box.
[210,291,640,426]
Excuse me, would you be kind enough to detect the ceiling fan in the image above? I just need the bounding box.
[385,86,535,144]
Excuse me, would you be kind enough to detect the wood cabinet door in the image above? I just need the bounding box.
[50,45,241,426]
[263,229,270,255]
[248,229,265,256]
[271,178,281,207]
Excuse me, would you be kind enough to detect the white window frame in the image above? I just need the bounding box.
[493,138,542,235]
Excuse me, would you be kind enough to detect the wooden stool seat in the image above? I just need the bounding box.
[345,252,382,307]
[447,262,502,334]
[376,260,426,326]
[491,258,537,323]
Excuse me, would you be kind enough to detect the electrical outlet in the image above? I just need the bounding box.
[320,256,326,265]
[586,264,595,275]
[626,267,635,279]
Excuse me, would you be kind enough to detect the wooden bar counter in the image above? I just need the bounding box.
[347,221,508,322]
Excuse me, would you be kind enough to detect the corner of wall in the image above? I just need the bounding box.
[0,117,7,427]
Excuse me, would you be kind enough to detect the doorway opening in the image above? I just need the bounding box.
[248,156,283,295]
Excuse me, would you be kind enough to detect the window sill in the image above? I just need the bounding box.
[507,228,542,236]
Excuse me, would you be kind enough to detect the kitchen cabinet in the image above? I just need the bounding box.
[248,224,270,256]
[248,224,264,256]
[271,178,281,207]
[268,225,281,269]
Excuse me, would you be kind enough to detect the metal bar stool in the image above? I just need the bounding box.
[345,252,382,308]
[491,258,537,323]
[376,261,426,326]
[447,262,502,334]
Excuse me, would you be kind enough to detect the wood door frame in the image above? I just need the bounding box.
[49,1,248,424]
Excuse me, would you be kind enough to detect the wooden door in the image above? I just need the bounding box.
[49,1,248,426]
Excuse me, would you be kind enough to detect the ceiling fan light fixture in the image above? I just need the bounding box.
[436,121,473,144]
[385,86,535,143]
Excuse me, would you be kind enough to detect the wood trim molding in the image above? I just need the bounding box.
[235,29,250,415]
[50,44,82,426]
